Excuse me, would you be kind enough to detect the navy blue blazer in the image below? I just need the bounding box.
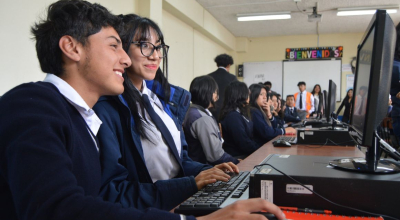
[251,108,285,146]
[284,106,301,123]
[220,110,260,157]
[94,87,211,211]
[0,82,188,220]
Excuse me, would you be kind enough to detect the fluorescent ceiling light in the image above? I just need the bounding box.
[237,12,291,21]
[337,6,398,16]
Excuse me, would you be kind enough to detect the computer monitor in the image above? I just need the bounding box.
[329,10,400,173]
[324,80,336,123]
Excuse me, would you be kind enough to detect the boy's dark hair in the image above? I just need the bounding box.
[214,54,234,67]
[297,81,306,86]
[286,95,294,99]
[220,81,250,121]
[264,81,272,87]
[395,22,400,61]
[190,75,218,109]
[31,0,122,76]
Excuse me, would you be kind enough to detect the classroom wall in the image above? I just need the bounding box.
[236,32,364,103]
[0,0,138,95]
[162,10,231,90]
[0,0,364,103]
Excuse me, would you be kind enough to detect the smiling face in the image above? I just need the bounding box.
[77,27,130,103]
[126,28,162,90]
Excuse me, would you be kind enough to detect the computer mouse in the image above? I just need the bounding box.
[272,140,291,147]
[252,212,278,220]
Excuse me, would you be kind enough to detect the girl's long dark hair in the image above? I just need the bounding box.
[249,84,271,127]
[311,84,322,95]
[345,89,353,101]
[120,14,170,139]
[219,81,250,121]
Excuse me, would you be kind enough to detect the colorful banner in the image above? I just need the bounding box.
[286,46,343,60]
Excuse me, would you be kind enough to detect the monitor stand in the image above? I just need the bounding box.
[329,133,400,174]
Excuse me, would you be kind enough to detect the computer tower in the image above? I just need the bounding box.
[249,154,400,218]
[296,127,355,146]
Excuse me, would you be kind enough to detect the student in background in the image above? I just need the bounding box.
[280,99,287,119]
[294,81,314,119]
[250,84,296,146]
[284,95,302,123]
[264,81,277,95]
[183,75,239,165]
[94,14,238,211]
[353,86,368,116]
[271,93,285,128]
[208,54,237,121]
[311,84,324,117]
[219,81,257,159]
[336,89,353,123]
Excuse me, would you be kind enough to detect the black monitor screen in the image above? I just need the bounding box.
[326,80,336,122]
[352,27,374,134]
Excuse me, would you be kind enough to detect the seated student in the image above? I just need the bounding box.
[249,84,296,146]
[0,2,286,220]
[94,14,238,211]
[270,93,285,128]
[219,81,257,158]
[183,76,239,165]
[284,95,302,123]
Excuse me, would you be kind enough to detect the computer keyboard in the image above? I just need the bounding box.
[175,171,250,216]
[277,136,297,144]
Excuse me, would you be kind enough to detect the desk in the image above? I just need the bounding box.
[238,136,364,171]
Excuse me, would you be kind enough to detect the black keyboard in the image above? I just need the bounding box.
[175,171,250,216]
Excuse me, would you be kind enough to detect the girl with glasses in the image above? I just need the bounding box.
[93,14,238,211]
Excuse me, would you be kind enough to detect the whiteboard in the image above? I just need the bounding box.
[283,60,341,101]
[243,61,283,95]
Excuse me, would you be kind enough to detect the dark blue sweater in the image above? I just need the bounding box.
[94,93,211,211]
[0,82,192,220]
[220,110,260,157]
[251,108,285,146]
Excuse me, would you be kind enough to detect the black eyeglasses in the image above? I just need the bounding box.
[131,41,169,58]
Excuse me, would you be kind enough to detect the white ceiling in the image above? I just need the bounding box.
[195,0,400,38]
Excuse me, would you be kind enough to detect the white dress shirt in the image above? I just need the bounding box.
[137,80,181,183]
[295,90,315,113]
[43,74,102,151]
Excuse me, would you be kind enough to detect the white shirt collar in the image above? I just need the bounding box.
[138,80,164,111]
[205,108,213,116]
[43,74,102,136]
[218,66,227,71]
